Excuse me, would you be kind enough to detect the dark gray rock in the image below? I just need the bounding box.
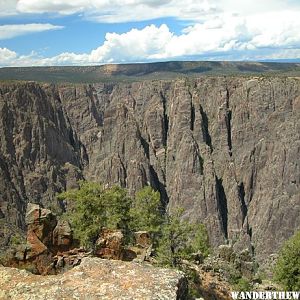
[0,77,299,267]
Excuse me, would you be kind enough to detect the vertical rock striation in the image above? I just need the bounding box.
[0,77,299,265]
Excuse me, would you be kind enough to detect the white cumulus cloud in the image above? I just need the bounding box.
[0,24,64,40]
[0,9,300,66]
[0,48,18,63]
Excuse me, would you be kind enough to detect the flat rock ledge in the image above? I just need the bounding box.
[0,257,188,300]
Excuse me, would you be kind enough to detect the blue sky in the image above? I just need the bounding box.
[0,0,300,66]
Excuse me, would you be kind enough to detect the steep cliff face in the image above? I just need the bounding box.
[0,77,299,265]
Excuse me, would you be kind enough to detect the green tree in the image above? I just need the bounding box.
[104,185,132,233]
[190,223,210,258]
[274,230,300,290]
[156,208,194,267]
[130,186,164,236]
[156,208,210,268]
[58,181,132,248]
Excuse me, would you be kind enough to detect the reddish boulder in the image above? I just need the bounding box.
[95,228,124,260]
[25,203,57,248]
[52,220,73,252]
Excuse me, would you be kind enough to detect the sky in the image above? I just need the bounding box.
[0,0,300,66]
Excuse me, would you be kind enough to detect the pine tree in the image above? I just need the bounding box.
[274,230,300,290]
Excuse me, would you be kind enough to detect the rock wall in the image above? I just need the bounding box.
[0,77,299,264]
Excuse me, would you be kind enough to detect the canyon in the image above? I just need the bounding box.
[0,74,299,269]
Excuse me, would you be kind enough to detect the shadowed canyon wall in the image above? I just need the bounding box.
[0,77,299,264]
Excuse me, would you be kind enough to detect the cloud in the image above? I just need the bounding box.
[6,0,298,24]
[1,10,300,66]
[0,48,18,63]
[14,0,218,22]
[0,0,18,16]
[16,0,88,15]
[88,11,300,62]
[0,24,64,40]
[89,24,173,62]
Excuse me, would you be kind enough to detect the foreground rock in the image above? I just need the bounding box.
[0,257,188,300]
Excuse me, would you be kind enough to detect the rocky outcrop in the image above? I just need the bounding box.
[3,205,154,273]
[3,203,76,274]
[0,77,299,267]
[0,257,188,300]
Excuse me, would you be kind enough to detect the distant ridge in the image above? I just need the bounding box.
[0,61,300,83]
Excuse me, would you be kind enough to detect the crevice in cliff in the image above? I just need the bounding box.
[199,105,212,151]
[215,176,228,239]
[140,135,150,160]
[68,128,77,150]
[149,165,169,208]
[119,157,128,187]
[190,103,195,131]
[79,141,89,166]
[225,88,232,157]
[160,92,169,147]
[238,182,248,223]
[225,110,232,156]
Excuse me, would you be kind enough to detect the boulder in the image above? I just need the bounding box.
[52,220,73,251]
[50,248,90,274]
[95,228,124,260]
[134,231,152,248]
[5,204,75,274]
[25,203,57,248]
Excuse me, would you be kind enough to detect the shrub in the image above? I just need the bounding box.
[129,186,164,241]
[233,277,252,291]
[58,181,131,248]
[274,230,300,290]
[190,223,210,258]
[156,208,210,267]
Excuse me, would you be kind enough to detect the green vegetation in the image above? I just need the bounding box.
[274,230,300,290]
[58,180,211,300]
[57,181,210,264]
[156,208,210,268]
[190,223,210,258]
[232,277,252,291]
[129,186,164,240]
[9,233,25,246]
[58,181,131,247]
[30,179,300,296]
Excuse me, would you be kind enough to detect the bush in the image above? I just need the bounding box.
[58,181,211,268]
[129,186,164,240]
[233,277,252,291]
[156,208,210,267]
[190,223,210,258]
[9,234,25,246]
[58,181,131,248]
[274,230,300,290]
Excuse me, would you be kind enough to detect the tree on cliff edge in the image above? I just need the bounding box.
[274,230,300,290]
[58,181,131,248]
[129,186,164,240]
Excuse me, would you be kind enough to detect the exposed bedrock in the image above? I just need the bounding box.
[0,77,299,265]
